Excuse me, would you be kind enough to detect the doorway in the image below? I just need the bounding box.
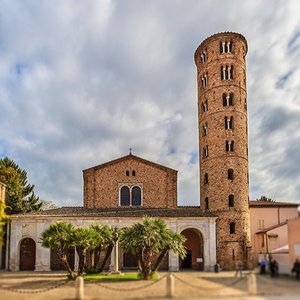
[19,238,36,271]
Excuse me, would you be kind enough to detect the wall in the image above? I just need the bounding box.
[83,155,177,208]
[288,217,300,266]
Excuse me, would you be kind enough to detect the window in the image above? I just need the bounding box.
[204,173,209,184]
[132,170,136,176]
[202,100,208,113]
[220,41,232,54]
[221,65,233,80]
[229,194,234,207]
[202,122,208,136]
[258,219,265,230]
[223,93,234,106]
[120,185,142,206]
[230,222,236,234]
[203,145,208,158]
[232,249,235,260]
[201,73,208,88]
[126,170,129,176]
[228,169,234,180]
[131,186,141,206]
[226,140,234,152]
[204,197,209,210]
[120,186,130,206]
[200,50,208,63]
[225,117,233,130]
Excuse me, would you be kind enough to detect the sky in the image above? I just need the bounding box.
[1,0,300,207]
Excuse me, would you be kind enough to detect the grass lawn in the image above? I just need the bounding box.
[84,272,158,281]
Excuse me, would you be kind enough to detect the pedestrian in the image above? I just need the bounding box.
[235,260,243,277]
[260,256,267,274]
[270,259,279,277]
[292,259,300,280]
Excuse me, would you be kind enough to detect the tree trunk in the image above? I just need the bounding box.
[76,247,85,276]
[93,246,101,270]
[153,248,169,272]
[98,244,113,273]
[57,250,75,279]
[141,247,152,280]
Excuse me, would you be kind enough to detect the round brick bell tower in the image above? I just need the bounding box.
[195,32,252,270]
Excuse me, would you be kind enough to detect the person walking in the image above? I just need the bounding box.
[260,256,267,274]
[292,259,300,279]
[235,260,243,277]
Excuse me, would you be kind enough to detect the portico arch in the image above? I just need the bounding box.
[180,228,204,270]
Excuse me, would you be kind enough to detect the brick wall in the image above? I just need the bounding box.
[195,32,252,270]
[83,155,177,209]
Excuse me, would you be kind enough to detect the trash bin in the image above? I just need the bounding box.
[214,263,220,273]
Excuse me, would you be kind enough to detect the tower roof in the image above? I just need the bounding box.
[194,31,248,62]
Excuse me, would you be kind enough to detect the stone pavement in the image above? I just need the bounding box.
[0,270,299,300]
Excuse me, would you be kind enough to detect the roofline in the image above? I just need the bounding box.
[194,31,248,63]
[249,200,299,208]
[255,221,288,234]
[82,154,178,173]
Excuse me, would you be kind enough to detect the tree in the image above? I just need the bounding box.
[39,199,59,210]
[88,225,118,273]
[0,201,8,246]
[256,195,275,202]
[72,226,101,276]
[120,217,186,280]
[40,221,76,279]
[0,157,42,214]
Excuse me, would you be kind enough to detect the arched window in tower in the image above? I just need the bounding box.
[120,186,130,206]
[203,146,208,158]
[200,50,208,63]
[205,197,209,210]
[126,170,130,176]
[225,117,233,130]
[204,173,209,184]
[201,73,208,88]
[228,169,234,180]
[202,122,208,136]
[226,140,234,152]
[221,66,234,80]
[230,222,236,234]
[202,100,208,113]
[229,194,235,207]
[223,93,234,106]
[132,186,142,206]
[220,41,232,54]
[132,170,136,176]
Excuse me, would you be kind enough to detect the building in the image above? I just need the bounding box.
[249,200,299,273]
[7,32,298,273]
[195,32,252,269]
[0,182,6,268]
[7,154,217,272]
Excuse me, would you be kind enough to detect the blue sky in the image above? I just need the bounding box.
[1,0,300,206]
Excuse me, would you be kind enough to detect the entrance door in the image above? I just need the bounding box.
[123,252,138,269]
[20,238,36,271]
[181,250,192,269]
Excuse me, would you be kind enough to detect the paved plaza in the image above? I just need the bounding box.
[0,270,300,300]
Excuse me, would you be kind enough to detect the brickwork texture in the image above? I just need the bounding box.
[195,32,252,270]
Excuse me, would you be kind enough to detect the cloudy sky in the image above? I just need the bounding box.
[1,0,300,207]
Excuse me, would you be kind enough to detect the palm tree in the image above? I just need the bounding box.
[153,230,186,272]
[89,225,119,273]
[40,221,75,278]
[72,226,101,276]
[120,217,186,279]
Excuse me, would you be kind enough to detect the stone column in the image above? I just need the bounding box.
[168,250,179,272]
[35,222,51,271]
[9,222,22,271]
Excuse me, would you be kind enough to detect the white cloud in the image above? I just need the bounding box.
[0,0,300,206]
